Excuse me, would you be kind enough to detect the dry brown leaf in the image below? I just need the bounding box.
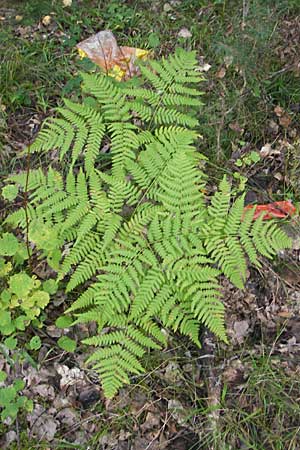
[42,15,51,26]
[199,62,211,72]
[233,320,249,344]
[27,404,59,441]
[266,119,279,135]
[178,27,192,38]
[274,105,284,117]
[260,143,272,157]
[141,412,160,431]
[274,172,283,181]
[278,311,293,318]
[229,122,244,134]
[279,113,292,128]
[216,67,226,79]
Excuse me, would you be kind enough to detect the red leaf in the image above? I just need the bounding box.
[243,201,296,220]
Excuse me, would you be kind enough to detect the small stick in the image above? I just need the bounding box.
[23,143,32,270]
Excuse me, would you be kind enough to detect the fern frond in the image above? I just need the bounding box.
[7,49,292,399]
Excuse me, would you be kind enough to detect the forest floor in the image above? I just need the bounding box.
[1,0,300,449]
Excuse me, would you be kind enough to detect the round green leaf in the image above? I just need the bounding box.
[2,403,18,420]
[30,290,50,308]
[28,336,41,351]
[0,387,17,406]
[14,315,27,331]
[57,336,77,353]
[249,150,260,163]
[0,233,19,256]
[42,279,58,295]
[14,243,29,264]
[4,336,17,350]
[25,398,33,412]
[1,289,11,307]
[0,370,7,382]
[0,311,12,328]
[13,379,25,391]
[9,272,34,298]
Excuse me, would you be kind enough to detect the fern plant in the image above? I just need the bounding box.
[7,49,292,398]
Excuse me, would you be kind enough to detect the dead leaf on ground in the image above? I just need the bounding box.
[229,122,244,134]
[233,320,250,344]
[266,119,279,135]
[178,28,192,38]
[55,364,85,390]
[42,15,51,26]
[56,408,78,426]
[31,384,55,400]
[27,404,59,441]
[260,143,272,157]
[141,412,161,431]
[198,62,211,72]
[168,399,187,425]
[216,67,226,79]
[274,105,284,117]
[279,113,292,128]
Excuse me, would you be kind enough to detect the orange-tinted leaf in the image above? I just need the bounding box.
[243,201,296,220]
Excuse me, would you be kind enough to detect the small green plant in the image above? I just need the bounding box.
[0,373,33,422]
[0,230,51,337]
[7,50,292,398]
[234,150,261,168]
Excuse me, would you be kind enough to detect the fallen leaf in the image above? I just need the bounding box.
[274,105,284,117]
[141,412,161,431]
[55,364,85,389]
[278,311,292,318]
[224,55,234,67]
[42,15,51,26]
[216,67,226,79]
[266,119,279,135]
[56,408,78,426]
[15,15,23,21]
[178,28,192,38]
[274,172,283,181]
[229,122,244,134]
[233,320,249,344]
[32,384,55,400]
[163,3,172,12]
[198,62,211,72]
[260,143,272,157]
[27,404,59,441]
[168,399,187,425]
[279,113,292,128]
[243,200,297,220]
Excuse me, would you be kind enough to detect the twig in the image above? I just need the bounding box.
[242,0,250,30]
[15,416,21,450]
[23,143,32,270]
